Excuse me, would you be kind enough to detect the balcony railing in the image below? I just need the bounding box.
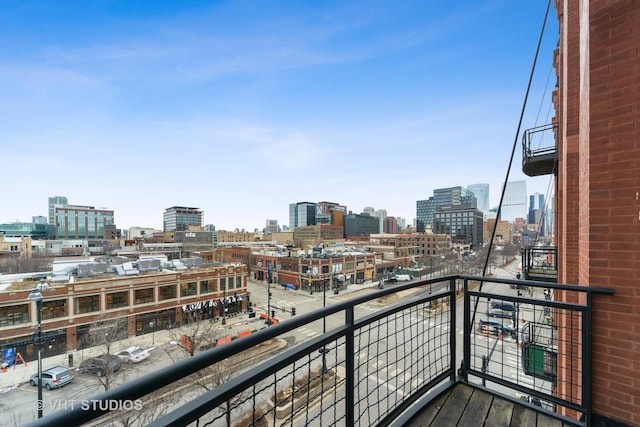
[25,275,611,427]
[521,246,558,282]
[522,123,558,177]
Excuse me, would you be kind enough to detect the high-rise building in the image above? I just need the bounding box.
[416,198,435,233]
[48,196,68,225]
[344,212,380,237]
[500,181,527,222]
[55,205,115,239]
[163,206,203,232]
[416,186,477,232]
[433,204,483,248]
[467,183,490,212]
[265,219,279,234]
[316,201,347,228]
[289,202,316,229]
[383,216,398,234]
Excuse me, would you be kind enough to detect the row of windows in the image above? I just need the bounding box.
[0,305,29,327]
[0,277,244,323]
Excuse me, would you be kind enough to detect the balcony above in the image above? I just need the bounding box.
[522,246,558,283]
[522,123,558,177]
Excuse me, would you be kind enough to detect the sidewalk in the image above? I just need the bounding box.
[0,314,258,394]
[0,279,400,393]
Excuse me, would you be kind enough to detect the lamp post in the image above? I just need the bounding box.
[221,284,227,325]
[27,278,48,419]
[319,277,328,373]
[267,275,272,326]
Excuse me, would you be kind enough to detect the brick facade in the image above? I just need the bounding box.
[555,1,640,424]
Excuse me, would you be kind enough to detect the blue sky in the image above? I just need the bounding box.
[1,1,558,231]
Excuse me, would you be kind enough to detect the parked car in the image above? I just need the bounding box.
[479,319,516,338]
[79,355,123,377]
[487,300,517,319]
[116,346,150,363]
[29,366,74,390]
[384,277,398,284]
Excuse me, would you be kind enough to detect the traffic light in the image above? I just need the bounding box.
[291,307,296,316]
[271,310,276,319]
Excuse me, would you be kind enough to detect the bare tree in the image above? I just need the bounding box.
[110,388,172,427]
[166,313,223,358]
[82,318,128,391]
[0,255,52,274]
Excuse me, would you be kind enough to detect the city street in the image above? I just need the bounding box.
[1,264,551,426]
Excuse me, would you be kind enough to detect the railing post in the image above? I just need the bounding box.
[449,277,457,382]
[462,277,470,382]
[345,305,355,426]
[583,292,593,426]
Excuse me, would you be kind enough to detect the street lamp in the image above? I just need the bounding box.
[27,278,48,419]
[320,277,328,373]
[221,283,227,325]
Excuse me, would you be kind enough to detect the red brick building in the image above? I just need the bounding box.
[553,2,640,425]
[0,264,248,363]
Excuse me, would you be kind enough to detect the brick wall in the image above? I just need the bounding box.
[557,1,640,425]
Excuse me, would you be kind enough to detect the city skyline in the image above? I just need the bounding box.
[1,1,557,231]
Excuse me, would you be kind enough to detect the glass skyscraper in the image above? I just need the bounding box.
[501,181,528,221]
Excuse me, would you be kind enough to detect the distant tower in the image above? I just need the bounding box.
[501,181,527,221]
[163,206,203,232]
[48,196,68,225]
[468,184,490,212]
[289,202,316,229]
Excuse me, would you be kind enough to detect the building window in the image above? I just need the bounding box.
[0,304,29,327]
[200,280,213,294]
[42,300,67,320]
[75,295,100,314]
[159,285,177,301]
[134,288,154,304]
[106,291,129,310]
[236,276,242,289]
[181,282,197,297]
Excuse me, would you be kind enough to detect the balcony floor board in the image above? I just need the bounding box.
[404,382,569,427]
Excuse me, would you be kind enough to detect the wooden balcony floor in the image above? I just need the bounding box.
[404,383,567,427]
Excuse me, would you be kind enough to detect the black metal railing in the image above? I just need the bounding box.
[25,275,611,427]
[521,245,558,282]
[522,123,558,177]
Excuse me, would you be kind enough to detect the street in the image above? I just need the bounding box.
[1,264,552,426]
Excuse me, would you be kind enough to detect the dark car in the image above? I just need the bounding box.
[479,319,516,338]
[487,300,517,319]
[79,354,123,377]
[30,366,74,390]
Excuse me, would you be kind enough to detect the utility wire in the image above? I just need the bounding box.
[472,0,552,328]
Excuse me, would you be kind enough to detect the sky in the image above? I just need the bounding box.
[0,1,558,232]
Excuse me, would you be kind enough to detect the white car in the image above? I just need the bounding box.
[116,346,150,363]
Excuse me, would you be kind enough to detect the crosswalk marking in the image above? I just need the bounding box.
[295,327,320,338]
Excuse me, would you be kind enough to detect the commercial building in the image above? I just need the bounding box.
[54,205,116,240]
[416,186,477,233]
[344,212,380,238]
[48,196,68,225]
[0,261,248,363]
[163,206,203,232]
[433,204,483,248]
[288,202,316,229]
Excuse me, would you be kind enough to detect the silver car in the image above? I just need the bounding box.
[30,366,74,390]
